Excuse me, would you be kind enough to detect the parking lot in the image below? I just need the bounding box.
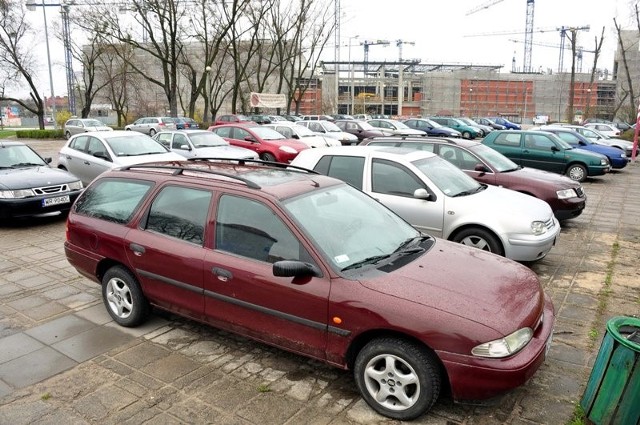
[1,138,639,424]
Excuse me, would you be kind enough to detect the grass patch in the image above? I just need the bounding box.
[0,129,17,138]
[588,328,599,342]
[41,392,52,401]
[566,402,586,425]
[257,383,271,393]
[588,240,620,349]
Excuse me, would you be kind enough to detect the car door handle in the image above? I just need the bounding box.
[212,267,233,282]
[83,161,91,165]
[129,243,145,256]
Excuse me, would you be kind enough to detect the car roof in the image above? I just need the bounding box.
[366,136,480,148]
[156,129,208,134]
[101,160,343,201]
[299,145,437,161]
[0,140,25,147]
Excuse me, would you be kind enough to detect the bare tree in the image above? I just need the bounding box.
[584,27,605,120]
[0,0,48,128]
[613,14,638,122]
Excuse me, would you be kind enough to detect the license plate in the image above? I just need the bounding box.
[42,195,70,207]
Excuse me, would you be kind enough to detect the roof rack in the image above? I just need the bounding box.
[186,157,320,175]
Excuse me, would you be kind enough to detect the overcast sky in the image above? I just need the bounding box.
[20,0,639,101]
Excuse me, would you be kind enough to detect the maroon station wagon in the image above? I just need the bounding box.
[64,159,555,420]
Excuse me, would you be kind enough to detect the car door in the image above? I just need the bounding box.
[203,193,329,360]
[367,158,445,237]
[125,185,211,317]
[171,133,194,158]
[228,127,259,152]
[521,133,566,173]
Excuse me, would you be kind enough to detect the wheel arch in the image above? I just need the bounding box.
[96,258,131,284]
[447,223,505,253]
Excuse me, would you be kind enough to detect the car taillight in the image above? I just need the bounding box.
[159,122,166,126]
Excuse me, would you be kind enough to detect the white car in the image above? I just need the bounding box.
[367,118,428,136]
[58,130,184,185]
[152,129,258,160]
[298,120,359,145]
[262,122,340,147]
[584,123,621,137]
[291,146,560,262]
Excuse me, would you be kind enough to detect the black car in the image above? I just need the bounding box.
[0,141,83,219]
[403,118,462,138]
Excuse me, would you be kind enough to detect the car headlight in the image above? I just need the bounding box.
[0,189,36,199]
[68,181,83,190]
[556,188,577,199]
[531,220,547,235]
[620,153,627,158]
[600,158,609,166]
[279,146,297,154]
[472,327,533,358]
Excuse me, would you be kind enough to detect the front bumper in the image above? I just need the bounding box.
[0,190,82,219]
[504,218,561,262]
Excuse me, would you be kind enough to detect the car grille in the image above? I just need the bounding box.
[33,184,70,195]
[575,187,585,198]
[544,217,555,230]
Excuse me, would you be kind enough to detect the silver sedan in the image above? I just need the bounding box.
[153,130,259,160]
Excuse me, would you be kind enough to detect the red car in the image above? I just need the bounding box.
[64,159,554,421]
[208,123,309,163]
[212,114,254,126]
[360,137,587,221]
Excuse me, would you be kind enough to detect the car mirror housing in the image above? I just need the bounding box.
[413,188,431,200]
[180,144,191,150]
[273,260,322,279]
[474,163,489,174]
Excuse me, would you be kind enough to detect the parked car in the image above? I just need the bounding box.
[584,123,621,137]
[173,117,189,129]
[63,118,113,139]
[334,119,394,141]
[456,117,492,137]
[124,117,176,136]
[208,123,309,163]
[267,115,288,122]
[481,130,610,182]
[360,137,586,221]
[303,114,335,121]
[262,122,340,147]
[583,118,631,132]
[213,114,254,126]
[281,114,303,122]
[247,114,272,124]
[64,158,554,421]
[429,117,482,139]
[291,146,560,262]
[543,124,634,157]
[152,130,258,160]
[473,117,506,130]
[403,118,462,138]
[298,120,359,145]
[181,117,199,129]
[58,130,184,185]
[353,114,372,121]
[488,117,522,130]
[539,127,629,169]
[367,118,427,136]
[330,114,355,120]
[0,141,83,219]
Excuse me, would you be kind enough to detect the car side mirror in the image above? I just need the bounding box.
[94,152,111,162]
[413,188,431,200]
[551,146,560,152]
[244,136,257,142]
[180,144,191,150]
[273,260,322,279]
[45,157,52,164]
[292,134,300,139]
[474,163,489,174]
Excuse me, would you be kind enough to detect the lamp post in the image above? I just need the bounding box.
[348,35,359,115]
[26,0,58,128]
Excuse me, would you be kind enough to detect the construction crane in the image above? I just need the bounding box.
[557,25,590,73]
[509,36,594,72]
[466,0,536,73]
[396,40,415,117]
[361,40,390,73]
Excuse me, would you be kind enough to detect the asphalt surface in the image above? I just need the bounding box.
[0,138,639,424]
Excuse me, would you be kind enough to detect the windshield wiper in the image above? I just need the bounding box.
[393,235,430,254]
[11,162,43,167]
[453,185,486,197]
[341,254,392,271]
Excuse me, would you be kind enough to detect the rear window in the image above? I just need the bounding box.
[74,178,153,224]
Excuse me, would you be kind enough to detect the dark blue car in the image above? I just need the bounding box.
[543,127,629,169]
[490,117,521,130]
[403,118,462,137]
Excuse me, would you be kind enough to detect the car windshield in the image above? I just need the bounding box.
[358,122,378,130]
[105,135,169,156]
[424,119,442,128]
[189,132,228,147]
[283,184,421,270]
[291,125,316,137]
[250,127,287,140]
[548,133,573,149]
[323,122,342,133]
[584,127,610,139]
[390,121,411,129]
[469,144,519,172]
[412,156,482,196]
[83,119,106,127]
[0,145,47,168]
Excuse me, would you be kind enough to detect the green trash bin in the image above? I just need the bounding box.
[580,316,640,425]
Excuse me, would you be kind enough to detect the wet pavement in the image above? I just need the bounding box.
[1,139,639,424]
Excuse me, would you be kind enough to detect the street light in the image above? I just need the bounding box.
[26,0,58,128]
[348,35,359,115]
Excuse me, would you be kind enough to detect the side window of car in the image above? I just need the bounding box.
[156,133,172,148]
[235,128,250,140]
[87,137,110,160]
[277,126,293,138]
[173,134,189,149]
[74,178,153,224]
[494,133,521,147]
[215,195,312,263]
[554,132,578,145]
[371,159,424,197]
[313,155,365,189]
[308,122,321,132]
[70,135,89,152]
[145,185,212,245]
[346,122,357,131]
[400,142,434,153]
[213,127,231,138]
[525,134,555,150]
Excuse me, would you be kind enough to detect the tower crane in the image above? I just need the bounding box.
[466,0,536,73]
[396,40,415,117]
[510,35,594,72]
[360,40,390,73]
[557,26,590,73]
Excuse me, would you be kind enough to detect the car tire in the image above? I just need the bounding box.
[261,152,277,162]
[565,163,587,182]
[462,131,471,139]
[452,227,504,256]
[354,338,441,421]
[149,128,156,136]
[65,131,72,139]
[102,266,149,327]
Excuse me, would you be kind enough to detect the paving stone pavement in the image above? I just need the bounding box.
[0,139,639,424]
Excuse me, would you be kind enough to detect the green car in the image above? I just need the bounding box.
[482,130,610,182]
[430,117,483,139]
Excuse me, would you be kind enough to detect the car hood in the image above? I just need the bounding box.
[360,239,544,335]
[391,128,426,136]
[505,167,579,189]
[464,184,554,218]
[85,126,112,132]
[324,131,359,141]
[191,146,258,159]
[578,145,626,157]
[301,135,339,147]
[432,128,460,136]
[0,166,79,190]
